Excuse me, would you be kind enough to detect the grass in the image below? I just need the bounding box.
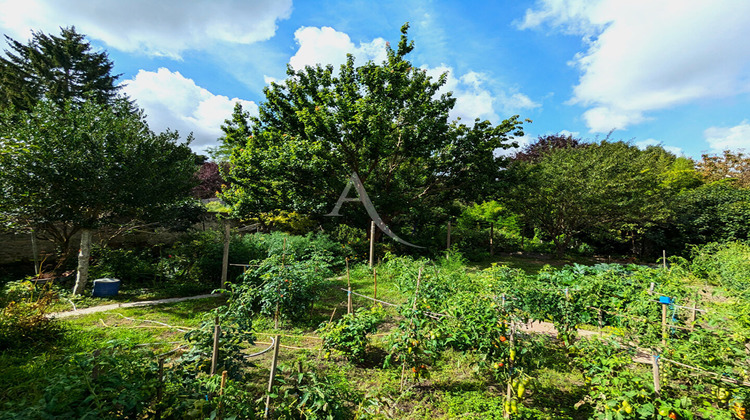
[0,254,610,419]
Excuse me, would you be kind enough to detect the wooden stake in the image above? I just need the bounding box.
[401,267,423,392]
[264,335,281,419]
[649,282,655,295]
[369,221,375,268]
[446,221,451,251]
[346,258,352,315]
[661,303,668,349]
[221,220,230,289]
[31,230,39,276]
[652,354,661,397]
[504,322,516,419]
[329,306,337,323]
[688,300,697,331]
[490,222,494,256]
[220,370,227,395]
[597,308,603,330]
[156,358,164,420]
[211,316,221,375]
[662,250,667,269]
[373,267,378,300]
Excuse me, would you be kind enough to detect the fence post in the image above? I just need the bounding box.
[264,335,281,419]
[211,316,220,375]
[373,267,378,300]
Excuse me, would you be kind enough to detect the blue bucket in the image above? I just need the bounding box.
[92,278,121,297]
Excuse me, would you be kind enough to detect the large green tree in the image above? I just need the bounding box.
[221,24,524,247]
[503,139,676,257]
[0,27,121,112]
[0,99,196,294]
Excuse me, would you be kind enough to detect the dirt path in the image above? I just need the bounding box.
[47,293,222,319]
[517,320,652,364]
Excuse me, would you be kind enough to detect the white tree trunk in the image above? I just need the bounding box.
[73,228,93,295]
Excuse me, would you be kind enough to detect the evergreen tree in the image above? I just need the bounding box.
[0,27,121,112]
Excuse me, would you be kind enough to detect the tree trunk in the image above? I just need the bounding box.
[73,228,93,295]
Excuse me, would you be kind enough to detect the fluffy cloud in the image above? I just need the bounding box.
[288,26,388,71]
[424,66,539,123]
[704,121,750,152]
[121,68,258,151]
[0,0,292,58]
[519,0,750,132]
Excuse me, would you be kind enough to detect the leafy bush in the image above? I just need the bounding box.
[89,246,157,284]
[318,305,385,362]
[688,241,750,292]
[0,281,61,350]
[273,361,361,419]
[239,253,332,322]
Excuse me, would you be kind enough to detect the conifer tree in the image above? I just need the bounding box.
[0,27,121,112]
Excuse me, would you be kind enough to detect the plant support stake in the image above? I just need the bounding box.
[369,220,375,268]
[211,316,220,375]
[264,335,281,419]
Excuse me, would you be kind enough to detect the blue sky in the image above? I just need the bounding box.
[1,0,749,159]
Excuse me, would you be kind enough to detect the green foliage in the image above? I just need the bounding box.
[220,24,524,247]
[89,246,156,284]
[239,253,332,322]
[0,281,61,350]
[2,344,160,419]
[673,182,750,246]
[272,361,361,419]
[318,305,385,362]
[0,27,121,112]
[688,241,750,292]
[0,99,197,258]
[182,288,255,380]
[504,140,676,256]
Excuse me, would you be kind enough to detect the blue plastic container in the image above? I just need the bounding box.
[92,278,121,297]
[658,296,672,304]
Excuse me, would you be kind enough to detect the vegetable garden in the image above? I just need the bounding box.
[1,235,748,419]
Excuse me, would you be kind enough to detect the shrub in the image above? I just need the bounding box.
[318,305,385,362]
[0,281,62,350]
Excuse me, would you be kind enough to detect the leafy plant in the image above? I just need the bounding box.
[318,305,385,362]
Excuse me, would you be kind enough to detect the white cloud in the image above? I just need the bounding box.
[289,26,388,71]
[0,0,292,58]
[279,27,539,124]
[635,138,684,156]
[519,0,750,132]
[424,66,539,123]
[704,121,750,152]
[121,68,258,151]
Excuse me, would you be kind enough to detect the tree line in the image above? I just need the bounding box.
[1,25,748,297]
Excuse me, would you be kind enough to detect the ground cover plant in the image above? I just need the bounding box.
[0,237,748,419]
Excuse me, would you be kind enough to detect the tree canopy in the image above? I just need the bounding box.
[220,24,524,247]
[0,99,196,292]
[503,139,677,256]
[0,27,121,112]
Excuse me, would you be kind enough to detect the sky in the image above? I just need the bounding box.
[1,0,749,159]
